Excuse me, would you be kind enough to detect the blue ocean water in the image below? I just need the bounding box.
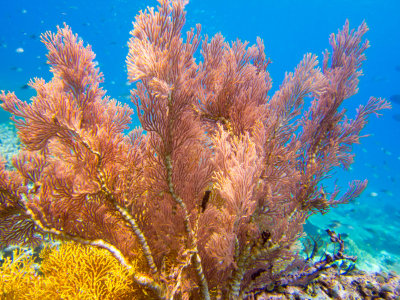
[0,0,399,273]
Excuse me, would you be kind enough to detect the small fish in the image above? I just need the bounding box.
[15,47,24,53]
[390,94,400,105]
[380,188,394,196]
[364,227,376,234]
[369,192,378,197]
[383,257,395,266]
[393,114,400,122]
[387,176,396,183]
[381,148,392,156]
[20,84,30,90]
[328,223,338,229]
[10,66,23,72]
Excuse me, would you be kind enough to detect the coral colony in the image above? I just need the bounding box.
[0,0,390,299]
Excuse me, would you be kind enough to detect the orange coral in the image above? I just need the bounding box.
[0,243,148,299]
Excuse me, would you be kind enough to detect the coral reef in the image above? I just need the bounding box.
[256,267,400,299]
[0,0,390,298]
[2,242,399,299]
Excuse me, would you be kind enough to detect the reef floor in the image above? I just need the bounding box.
[254,268,400,300]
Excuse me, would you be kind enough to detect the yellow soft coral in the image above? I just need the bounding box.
[0,247,42,299]
[0,243,150,299]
